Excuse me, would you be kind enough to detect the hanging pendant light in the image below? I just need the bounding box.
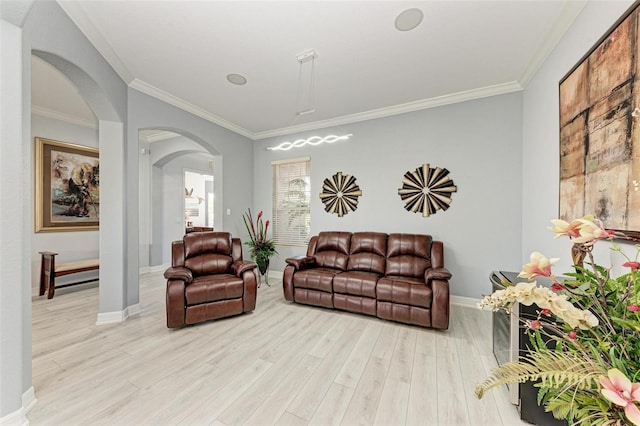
[295,49,318,116]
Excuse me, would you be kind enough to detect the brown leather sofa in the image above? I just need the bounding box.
[283,232,451,329]
[164,232,258,328]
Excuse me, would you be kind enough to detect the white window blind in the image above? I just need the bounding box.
[272,157,311,247]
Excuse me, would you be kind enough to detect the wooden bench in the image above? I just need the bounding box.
[39,251,99,299]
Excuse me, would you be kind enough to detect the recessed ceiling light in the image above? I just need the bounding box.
[395,8,424,32]
[227,73,247,85]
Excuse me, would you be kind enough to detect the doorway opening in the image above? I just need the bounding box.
[184,170,214,231]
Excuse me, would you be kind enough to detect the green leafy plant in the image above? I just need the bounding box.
[242,208,277,274]
[476,215,640,425]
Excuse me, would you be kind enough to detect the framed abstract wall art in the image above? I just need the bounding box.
[559,2,640,240]
[35,137,99,232]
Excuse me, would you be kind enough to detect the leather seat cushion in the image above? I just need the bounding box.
[185,274,243,305]
[333,271,380,297]
[292,268,339,292]
[377,276,432,308]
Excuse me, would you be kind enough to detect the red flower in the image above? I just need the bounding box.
[623,261,640,271]
[551,283,565,292]
[568,331,577,339]
[541,309,551,316]
[530,320,541,330]
[257,211,263,221]
[628,305,640,312]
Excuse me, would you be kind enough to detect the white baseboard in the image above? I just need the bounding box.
[450,295,481,308]
[0,404,28,426]
[126,303,141,317]
[96,310,127,325]
[22,387,36,415]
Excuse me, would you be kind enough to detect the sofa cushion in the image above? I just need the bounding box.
[184,232,232,258]
[377,276,432,308]
[347,232,387,275]
[185,253,233,276]
[386,234,432,278]
[314,232,351,271]
[292,268,339,293]
[333,271,380,298]
[185,274,243,305]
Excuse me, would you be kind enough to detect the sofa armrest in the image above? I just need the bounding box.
[166,279,186,328]
[431,279,450,330]
[285,256,315,271]
[164,266,193,283]
[425,267,451,283]
[233,260,258,277]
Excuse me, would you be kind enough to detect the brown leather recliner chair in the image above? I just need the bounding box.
[164,232,258,328]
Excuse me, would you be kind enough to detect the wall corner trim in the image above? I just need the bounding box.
[95,310,127,325]
[22,386,37,415]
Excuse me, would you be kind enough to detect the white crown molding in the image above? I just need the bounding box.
[129,79,255,140]
[32,104,97,129]
[519,0,587,88]
[141,131,179,143]
[57,1,135,84]
[253,81,523,140]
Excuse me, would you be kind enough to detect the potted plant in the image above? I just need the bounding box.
[243,208,277,286]
[476,215,640,425]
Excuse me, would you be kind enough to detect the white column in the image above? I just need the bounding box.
[0,18,27,422]
[97,120,127,324]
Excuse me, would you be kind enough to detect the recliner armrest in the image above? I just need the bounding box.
[285,256,315,271]
[232,260,257,277]
[164,266,193,283]
[425,267,452,282]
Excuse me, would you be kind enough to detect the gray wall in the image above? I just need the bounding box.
[30,114,100,289]
[254,93,524,299]
[522,0,635,272]
[127,88,254,276]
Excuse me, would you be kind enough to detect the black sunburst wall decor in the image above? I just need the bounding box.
[319,172,362,217]
[398,163,457,217]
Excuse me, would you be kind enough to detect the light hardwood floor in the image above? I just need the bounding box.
[28,272,527,426]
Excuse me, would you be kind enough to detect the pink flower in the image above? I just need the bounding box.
[264,220,270,233]
[257,211,263,221]
[530,320,541,330]
[519,252,559,280]
[628,305,640,313]
[574,217,615,245]
[568,331,577,339]
[541,309,551,316]
[600,368,640,425]
[551,283,565,292]
[624,261,640,271]
[549,218,584,239]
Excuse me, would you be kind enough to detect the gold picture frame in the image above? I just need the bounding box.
[35,137,99,232]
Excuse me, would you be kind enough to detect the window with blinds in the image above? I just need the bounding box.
[272,157,311,247]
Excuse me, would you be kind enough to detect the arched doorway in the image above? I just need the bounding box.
[137,129,222,270]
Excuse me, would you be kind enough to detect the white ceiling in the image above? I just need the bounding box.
[32,1,589,139]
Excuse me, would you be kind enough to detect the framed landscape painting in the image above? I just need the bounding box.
[35,137,99,232]
[559,2,640,241]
